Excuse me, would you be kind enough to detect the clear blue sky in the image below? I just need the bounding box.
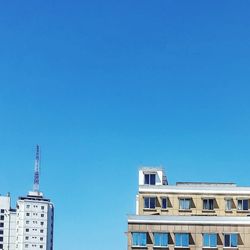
[1,1,250,249]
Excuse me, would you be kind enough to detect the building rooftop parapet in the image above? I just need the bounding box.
[176,182,237,187]
[140,166,165,172]
[18,192,51,202]
[139,184,250,195]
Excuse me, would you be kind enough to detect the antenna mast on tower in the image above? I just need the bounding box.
[33,145,40,192]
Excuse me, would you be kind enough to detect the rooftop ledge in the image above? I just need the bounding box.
[128,215,250,225]
[139,185,250,195]
[176,182,236,187]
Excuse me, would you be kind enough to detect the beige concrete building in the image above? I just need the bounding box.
[127,167,250,250]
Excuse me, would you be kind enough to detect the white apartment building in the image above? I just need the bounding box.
[16,191,54,250]
[0,146,54,250]
[0,195,16,250]
[0,192,54,250]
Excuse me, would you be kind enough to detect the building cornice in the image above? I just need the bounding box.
[128,215,250,225]
[139,185,250,195]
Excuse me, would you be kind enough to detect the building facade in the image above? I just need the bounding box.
[1,195,16,250]
[127,167,250,249]
[16,191,54,250]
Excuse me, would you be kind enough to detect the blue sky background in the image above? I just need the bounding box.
[1,1,250,249]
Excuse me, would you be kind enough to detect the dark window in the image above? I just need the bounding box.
[0,223,3,227]
[0,244,3,249]
[162,198,167,209]
[0,216,3,221]
[0,210,4,214]
[144,197,156,209]
[203,199,214,210]
[224,234,238,247]
[0,231,3,235]
[0,237,3,242]
[144,173,156,185]
[238,199,249,211]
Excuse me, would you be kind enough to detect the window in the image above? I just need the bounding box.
[0,230,3,235]
[25,236,29,240]
[40,246,43,249]
[25,244,28,248]
[179,198,191,210]
[203,233,217,247]
[40,229,44,233]
[154,233,168,247]
[0,237,3,242]
[203,199,214,210]
[238,199,249,211]
[41,222,44,226]
[41,214,44,217]
[144,197,156,209]
[0,216,4,221]
[225,199,232,211]
[0,223,3,227]
[175,233,189,247]
[26,229,29,232]
[132,232,147,247]
[224,234,238,247]
[26,205,30,209]
[0,244,3,249]
[26,221,29,224]
[162,198,167,209]
[40,237,43,241]
[144,173,156,185]
[0,210,4,214]
[26,213,30,216]
[41,206,44,210]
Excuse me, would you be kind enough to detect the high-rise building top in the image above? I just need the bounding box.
[127,166,250,249]
[0,146,54,250]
